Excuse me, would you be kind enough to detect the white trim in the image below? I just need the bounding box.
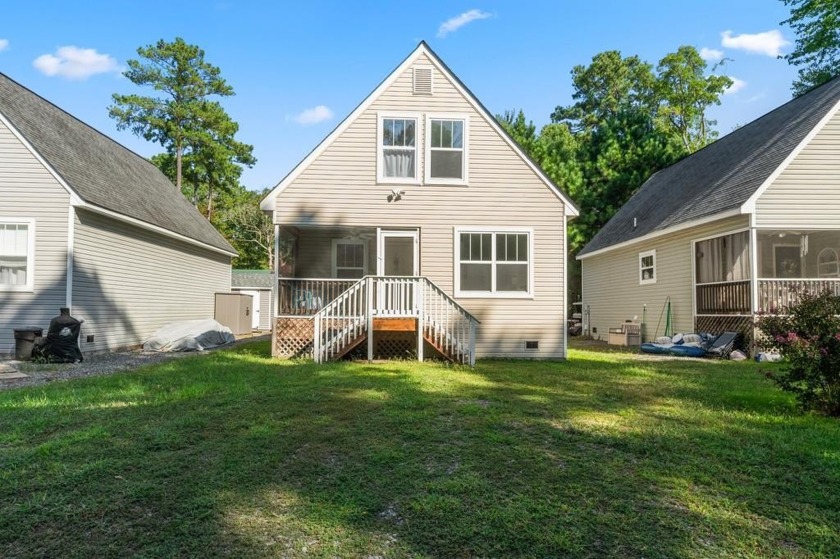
[0,217,36,292]
[741,98,840,214]
[260,42,579,216]
[817,247,840,278]
[424,113,469,185]
[454,226,534,298]
[563,213,568,358]
[750,227,759,314]
[577,208,745,260]
[377,229,419,276]
[412,65,434,95]
[74,202,238,257]
[690,240,697,320]
[331,237,368,279]
[377,112,422,185]
[66,207,75,308]
[0,112,83,206]
[639,249,656,285]
[272,223,280,317]
[691,226,751,245]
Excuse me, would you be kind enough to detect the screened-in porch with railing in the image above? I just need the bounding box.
[694,229,840,316]
[272,226,478,364]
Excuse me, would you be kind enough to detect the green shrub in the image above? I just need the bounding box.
[758,290,840,416]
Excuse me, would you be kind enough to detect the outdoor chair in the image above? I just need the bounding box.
[704,331,740,359]
[608,322,641,346]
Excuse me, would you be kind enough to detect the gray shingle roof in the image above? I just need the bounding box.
[578,76,840,257]
[231,269,273,289]
[0,73,235,254]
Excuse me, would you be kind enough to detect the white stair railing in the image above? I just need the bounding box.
[420,278,478,365]
[313,278,368,363]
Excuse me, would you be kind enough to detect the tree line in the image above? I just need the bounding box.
[108,0,837,273]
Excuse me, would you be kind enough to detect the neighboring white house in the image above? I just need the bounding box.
[579,76,840,347]
[231,270,274,331]
[0,72,236,355]
[261,42,578,363]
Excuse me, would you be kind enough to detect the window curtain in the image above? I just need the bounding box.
[696,231,750,283]
[0,257,27,285]
[384,150,414,178]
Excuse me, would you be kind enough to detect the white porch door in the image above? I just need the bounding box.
[240,290,261,329]
[377,229,419,276]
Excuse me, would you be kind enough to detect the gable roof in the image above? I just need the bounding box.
[0,72,236,256]
[260,41,579,217]
[578,75,840,258]
[231,269,273,289]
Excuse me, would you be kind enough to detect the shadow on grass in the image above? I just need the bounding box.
[0,343,838,558]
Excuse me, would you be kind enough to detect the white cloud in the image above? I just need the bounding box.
[292,105,334,125]
[0,39,9,52]
[33,46,120,80]
[721,30,790,57]
[699,47,724,61]
[437,9,493,38]
[724,77,747,95]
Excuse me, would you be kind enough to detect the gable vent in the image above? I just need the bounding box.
[413,66,433,95]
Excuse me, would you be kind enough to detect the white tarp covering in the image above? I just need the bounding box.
[142,319,235,352]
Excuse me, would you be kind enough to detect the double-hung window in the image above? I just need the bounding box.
[0,219,34,291]
[378,115,418,183]
[427,116,467,183]
[456,228,532,297]
[639,250,656,285]
[332,239,367,279]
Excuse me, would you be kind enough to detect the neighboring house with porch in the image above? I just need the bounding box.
[578,75,840,346]
[260,42,578,363]
[0,72,236,356]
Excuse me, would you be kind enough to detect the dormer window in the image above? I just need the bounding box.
[378,115,419,183]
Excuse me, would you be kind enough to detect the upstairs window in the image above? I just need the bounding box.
[427,116,467,183]
[379,116,418,183]
[639,249,656,285]
[0,220,34,291]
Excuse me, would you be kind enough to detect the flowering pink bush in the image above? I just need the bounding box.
[758,290,840,416]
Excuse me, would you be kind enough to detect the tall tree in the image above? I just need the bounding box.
[216,188,276,269]
[655,46,733,151]
[109,37,255,197]
[782,0,840,95]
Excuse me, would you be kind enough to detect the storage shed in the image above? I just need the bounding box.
[231,270,274,331]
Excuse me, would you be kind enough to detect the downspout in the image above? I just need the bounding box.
[563,214,569,360]
[65,206,75,310]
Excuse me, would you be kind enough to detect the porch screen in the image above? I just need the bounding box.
[695,231,750,284]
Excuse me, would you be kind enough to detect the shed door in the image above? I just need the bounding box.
[240,290,261,329]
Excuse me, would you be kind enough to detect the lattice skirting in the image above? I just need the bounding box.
[694,315,755,353]
[373,331,416,360]
[274,317,314,359]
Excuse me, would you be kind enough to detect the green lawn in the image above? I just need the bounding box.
[1,343,838,558]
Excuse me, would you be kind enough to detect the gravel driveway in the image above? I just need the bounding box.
[0,335,270,391]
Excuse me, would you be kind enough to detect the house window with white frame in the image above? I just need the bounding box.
[639,249,656,285]
[457,229,531,296]
[0,220,33,290]
[333,239,366,279]
[427,117,466,182]
[379,117,417,181]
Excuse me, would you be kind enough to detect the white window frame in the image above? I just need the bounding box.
[377,112,421,185]
[818,247,840,278]
[454,226,533,298]
[0,217,35,292]
[331,238,367,279]
[425,113,469,185]
[639,249,656,285]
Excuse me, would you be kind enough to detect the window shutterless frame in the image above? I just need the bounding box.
[639,249,656,285]
[331,238,367,279]
[0,218,35,292]
[376,112,421,185]
[454,226,533,298]
[425,113,469,185]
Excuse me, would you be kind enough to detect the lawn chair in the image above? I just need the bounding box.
[705,332,740,359]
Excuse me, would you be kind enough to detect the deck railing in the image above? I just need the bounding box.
[310,276,478,365]
[695,280,752,315]
[277,278,357,316]
[757,279,840,313]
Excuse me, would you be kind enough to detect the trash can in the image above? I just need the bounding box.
[14,327,44,361]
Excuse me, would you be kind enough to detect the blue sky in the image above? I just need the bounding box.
[0,1,799,192]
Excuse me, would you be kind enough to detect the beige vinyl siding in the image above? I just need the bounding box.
[72,209,231,352]
[274,53,568,358]
[581,215,749,342]
[756,109,840,227]
[0,118,70,356]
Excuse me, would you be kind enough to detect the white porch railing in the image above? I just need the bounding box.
[312,276,478,365]
[757,278,840,313]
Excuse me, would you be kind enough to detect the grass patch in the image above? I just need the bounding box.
[1,343,838,557]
